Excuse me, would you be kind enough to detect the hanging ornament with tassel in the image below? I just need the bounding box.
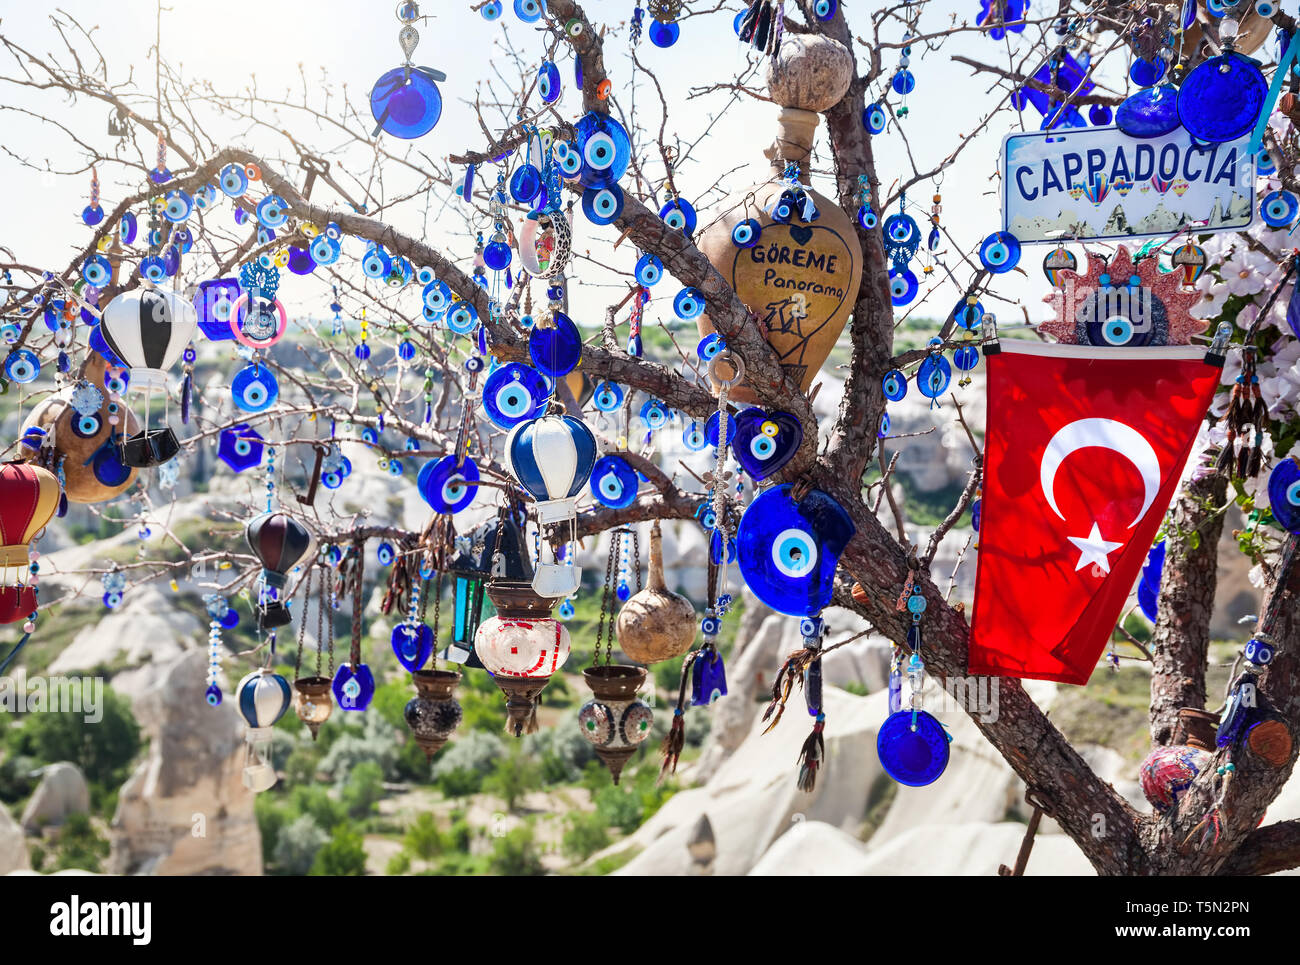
[738,0,785,57]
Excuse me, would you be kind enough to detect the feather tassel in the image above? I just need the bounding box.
[796,715,826,793]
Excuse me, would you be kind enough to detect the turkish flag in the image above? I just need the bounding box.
[968,342,1219,684]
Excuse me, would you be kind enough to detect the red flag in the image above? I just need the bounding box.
[968,342,1218,684]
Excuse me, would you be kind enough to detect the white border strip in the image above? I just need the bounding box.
[996,340,1207,362]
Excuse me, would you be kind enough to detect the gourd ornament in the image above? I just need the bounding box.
[615,520,696,664]
[695,33,862,404]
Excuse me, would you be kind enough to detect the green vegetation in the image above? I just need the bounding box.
[310,824,368,876]
[29,812,110,873]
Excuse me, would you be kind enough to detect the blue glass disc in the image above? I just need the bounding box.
[1177,53,1267,144]
[370,67,442,139]
[481,362,549,428]
[332,662,376,711]
[1115,83,1180,139]
[1268,458,1300,533]
[417,454,479,514]
[231,364,279,413]
[528,311,582,377]
[877,710,949,786]
[589,454,639,508]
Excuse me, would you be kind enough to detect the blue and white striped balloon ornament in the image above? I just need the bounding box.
[236,667,291,792]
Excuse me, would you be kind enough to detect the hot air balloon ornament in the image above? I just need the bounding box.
[504,410,597,598]
[245,511,314,630]
[236,665,292,793]
[0,463,59,636]
[99,285,198,467]
[1171,241,1208,291]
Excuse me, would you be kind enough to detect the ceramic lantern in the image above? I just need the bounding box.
[616,521,696,664]
[404,669,463,759]
[475,573,569,737]
[579,665,654,784]
[695,33,861,404]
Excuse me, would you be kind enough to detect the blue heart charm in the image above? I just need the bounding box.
[331,662,376,711]
[391,623,434,673]
[733,407,803,481]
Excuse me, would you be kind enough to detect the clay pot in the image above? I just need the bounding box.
[579,665,654,784]
[404,669,463,759]
[293,676,333,740]
[616,521,696,664]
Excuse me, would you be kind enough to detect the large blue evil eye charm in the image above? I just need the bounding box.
[736,485,855,616]
[447,300,479,334]
[979,231,1022,273]
[639,398,670,430]
[529,311,582,377]
[81,254,113,288]
[392,623,434,673]
[538,60,562,103]
[4,349,40,384]
[1261,190,1300,228]
[863,102,888,135]
[917,353,952,399]
[683,421,708,451]
[731,218,762,248]
[732,408,803,481]
[889,267,918,306]
[589,454,639,508]
[660,198,697,234]
[592,380,624,412]
[574,111,631,186]
[877,709,950,786]
[857,206,878,230]
[1268,458,1300,533]
[163,190,193,222]
[673,287,705,320]
[231,364,279,413]
[332,662,376,711]
[418,454,480,514]
[882,368,907,402]
[361,246,392,279]
[697,333,724,362]
[255,195,288,228]
[706,410,737,448]
[514,0,542,22]
[219,164,249,197]
[422,279,452,315]
[482,362,549,428]
[582,184,624,225]
[634,252,663,287]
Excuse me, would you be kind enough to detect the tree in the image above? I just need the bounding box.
[482,748,543,813]
[273,814,329,876]
[8,687,140,797]
[1,2,1299,877]
[310,824,368,877]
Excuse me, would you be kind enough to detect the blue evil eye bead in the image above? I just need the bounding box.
[104,591,123,609]
[700,615,721,637]
[482,362,548,428]
[1261,191,1299,228]
[219,164,249,197]
[82,204,104,227]
[510,164,542,204]
[952,298,984,330]
[673,287,705,320]
[863,102,888,134]
[879,412,890,438]
[813,0,837,19]
[482,0,503,19]
[574,111,632,186]
[1257,147,1278,176]
[514,0,542,21]
[660,198,697,234]
[81,254,113,288]
[163,190,193,222]
[640,398,670,430]
[589,454,639,508]
[0,322,18,342]
[322,470,343,490]
[917,354,952,399]
[555,140,583,177]
[696,333,724,361]
[683,421,708,451]
[355,343,371,361]
[877,709,950,786]
[882,368,907,402]
[891,69,915,95]
[376,541,396,567]
[731,218,762,248]
[592,380,624,412]
[953,345,980,371]
[397,340,417,362]
[255,195,288,228]
[696,502,718,530]
[885,212,917,246]
[4,349,39,384]
[1268,458,1300,533]
[310,235,341,265]
[173,227,195,254]
[706,410,737,448]
[857,205,878,230]
[391,623,433,673]
[231,364,279,413]
[635,252,664,286]
[736,485,855,616]
[204,683,223,707]
[332,663,376,712]
[710,531,737,565]
[418,454,480,514]
[1177,52,1268,143]
[119,211,138,245]
[732,408,802,481]
[538,60,562,103]
[770,192,796,223]
[447,300,479,334]
[888,267,919,306]
[72,411,103,438]
[361,426,380,446]
[1244,636,1276,667]
[415,265,435,286]
[582,184,624,225]
[558,599,575,620]
[649,18,680,47]
[105,368,129,395]
[529,310,582,377]
[362,246,392,278]
[483,238,512,271]
[287,246,314,275]
[194,182,219,210]
[139,255,168,283]
[979,231,1021,273]
[422,279,451,314]
[1088,103,1114,125]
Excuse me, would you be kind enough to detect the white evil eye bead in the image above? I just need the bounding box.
[1260,190,1299,228]
[882,368,907,402]
[731,218,762,248]
[635,253,663,286]
[683,422,708,451]
[857,205,878,230]
[5,350,39,384]
[362,247,392,278]
[219,164,249,197]
[416,266,435,285]
[673,287,704,320]
[696,333,723,361]
[163,190,193,222]
[447,301,478,334]
[814,0,837,19]
[538,60,561,103]
[565,18,584,37]
[1101,315,1134,345]
[482,0,503,20]
[81,254,112,287]
[582,185,624,225]
[584,131,617,171]
[514,0,542,22]
[592,380,624,411]
[863,103,888,135]
[256,195,288,228]
[772,528,819,578]
[979,231,1021,273]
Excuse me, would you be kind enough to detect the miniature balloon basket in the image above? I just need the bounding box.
[579,665,654,784]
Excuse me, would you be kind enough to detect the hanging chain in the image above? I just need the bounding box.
[630,526,642,593]
[321,562,333,679]
[593,529,624,667]
[348,540,364,670]
[294,565,314,679]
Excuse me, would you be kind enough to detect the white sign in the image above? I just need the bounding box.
[1002,125,1255,244]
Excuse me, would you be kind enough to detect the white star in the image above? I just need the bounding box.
[1067,523,1125,574]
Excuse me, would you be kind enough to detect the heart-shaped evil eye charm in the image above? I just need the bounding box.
[555,141,583,177]
[311,236,341,265]
[697,333,724,361]
[589,453,639,509]
[255,195,289,228]
[979,231,1022,273]
[917,353,952,398]
[418,454,480,514]
[813,0,838,19]
[81,254,113,287]
[376,541,396,566]
[648,18,679,46]
[705,410,737,448]
[391,623,433,673]
[863,102,888,135]
[857,205,878,230]
[733,408,804,481]
[889,267,919,306]
[592,380,625,412]
[422,279,452,314]
[1261,190,1300,228]
[660,198,697,234]
[361,246,391,279]
[538,60,561,103]
[163,190,193,222]
[769,191,796,223]
[640,398,670,430]
[737,485,855,616]
[1268,458,1300,533]
[673,287,705,320]
[139,255,168,283]
[514,0,542,22]
[219,164,249,197]
[582,184,624,225]
[683,421,709,451]
[953,298,984,330]
[731,218,762,248]
[231,364,279,413]
[953,344,980,371]
[447,300,479,334]
[482,362,549,428]
[635,252,663,286]
[882,368,908,402]
[4,349,39,384]
[482,0,503,20]
[510,163,542,204]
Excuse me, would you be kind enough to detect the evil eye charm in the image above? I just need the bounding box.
[697,333,724,361]
[119,212,138,245]
[888,267,918,306]
[81,254,113,287]
[255,195,289,228]
[417,454,480,514]
[857,205,878,230]
[696,502,718,530]
[582,184,624,225]
[105,369,130,395]
[882,369,907,402]
[639,398,670,430]
[82,204,104,227]
[139,255,168,283]
[732,408,802,481]
[1256,147,1278,176]
[538,60,562,103]
[700,615,721,637]
[673,287,705,320]
[917,353,952,399]
[892,69,916,95]
[736,485,855,617]
[529,311,582,377]
[514,0,542,22]
[770,191,796,223]
[648,18,680,47]
[979,231,1022,273]
[952,298,984,330]
[706,410,737,448]
[71,411,103,439]
[589,454,639,508]
[1261,190,1299,228]
[879,412,890,437]
[482,362,549,428]
[163,190,194,222]
[731,218,762,248]
[583,130,618,173]
[683,421,708,451]
[555,141,583,177]
[219,164,249,197]
[635,252,663,286]
[4,349,39,384]
[376,542,396,567]
[361,246,392,279]
[592,380,624,412]
[1267,458,1300,533]
[813,0,837,19]
[447,300,479,334]
[311,236,341,265]
[660,198,697,234]
[423,279,452,314]
[510,164,542,204]
[884,213,918,246]
[482,0,503,20]
[361,426,380,446]
[231,364,279,413]
[953,345,980,371]
[863,102,888,135]
[1244,637,1276,667]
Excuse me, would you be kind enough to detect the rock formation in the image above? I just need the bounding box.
[20,762,90,831]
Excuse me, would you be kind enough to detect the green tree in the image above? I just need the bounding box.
[341,760,385,819]
[401,812,445,861]
[47,812,110,873]
[8,687,140,803]
[482,749,542,812]
[273,814,328,875]
[488,825,544,877]
[561,810,610,861]
[310,824,367,876]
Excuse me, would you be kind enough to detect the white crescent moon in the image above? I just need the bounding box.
[1040,418,1161,529]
